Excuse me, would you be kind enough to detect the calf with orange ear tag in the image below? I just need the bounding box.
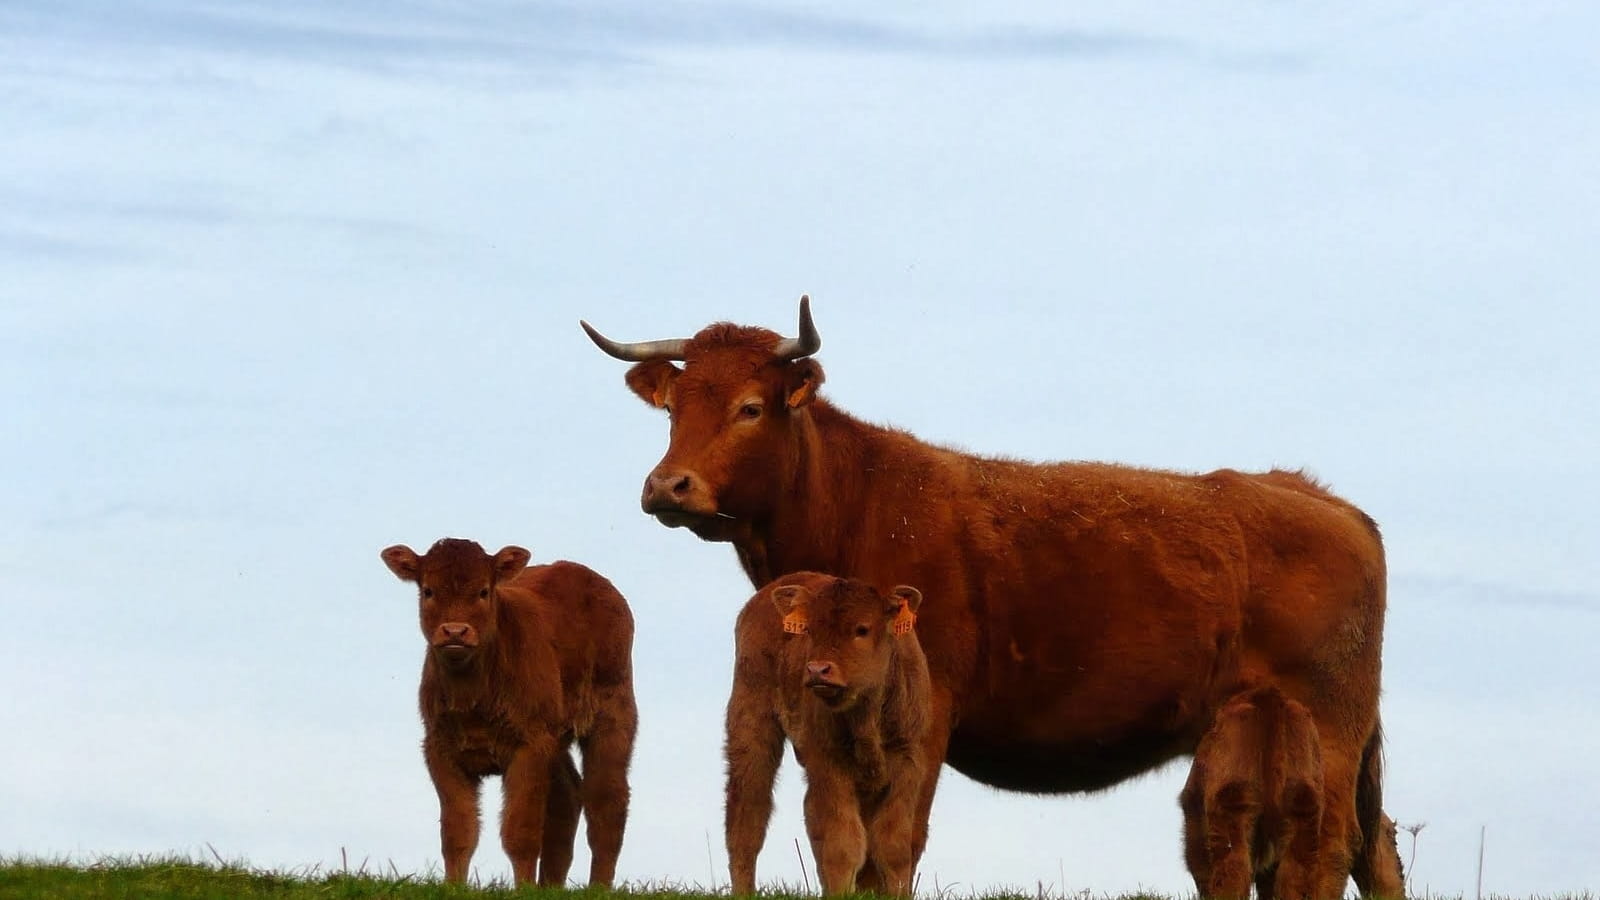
[380,538,638,888]
[724,572,936,897]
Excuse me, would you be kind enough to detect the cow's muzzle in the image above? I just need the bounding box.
[641,465,716,526]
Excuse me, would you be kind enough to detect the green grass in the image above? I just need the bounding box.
[0,855,1165,900]
[1,858,1591,900]
[0,855,737,900]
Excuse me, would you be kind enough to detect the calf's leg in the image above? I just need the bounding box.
[866,758,924,897]
[580,692,638,887]
[538,750,583,887]
[1179,758,1212,895]
[724,681,785,896]
[1274,768,1327,900]
[501,733,559,887]
[1313,748,1362,900]
[424,742,481,884]
[1203,778,1260,900]
[804,769,867,896]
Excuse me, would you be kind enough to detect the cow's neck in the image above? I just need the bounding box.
[737,401,873,587]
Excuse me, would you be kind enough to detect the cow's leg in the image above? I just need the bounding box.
[423,740,481,884]
[1352,813,1404,900]
[909,695,954,870]
[804,769,867,896]
[538,750,583,887]
[724,678,785,896]
[865,759,924,897]
[580,691,638,887]
[501,732,558,887]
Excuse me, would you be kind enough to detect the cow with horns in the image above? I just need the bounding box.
[581,297,1404,899]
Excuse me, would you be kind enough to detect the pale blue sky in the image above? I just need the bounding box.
[3,1,1597,895]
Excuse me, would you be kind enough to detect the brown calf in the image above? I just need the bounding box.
[1181,686,1325,900]
[380,538,637,887]
[725,572,934,897]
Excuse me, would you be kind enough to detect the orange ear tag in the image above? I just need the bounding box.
[782,611,809,635]
[891,606,917,636]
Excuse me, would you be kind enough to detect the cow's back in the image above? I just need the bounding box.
[809,435,1382,792]
[505,561,635,739]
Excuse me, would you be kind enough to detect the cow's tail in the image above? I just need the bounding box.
[1351,717,1405,898]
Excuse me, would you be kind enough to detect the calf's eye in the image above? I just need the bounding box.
[478,589,489,600]
[740,403,762,419]
[854,624,871,637]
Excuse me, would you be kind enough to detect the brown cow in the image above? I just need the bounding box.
[725,572,934,896]
[582,298,1404,899]
[380,538,637,887]
[1181,686,1325,900]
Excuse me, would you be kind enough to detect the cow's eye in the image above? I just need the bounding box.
[477,589,489,601]
[854,624,871,638]
[421,588,433,600]
[739,403,762,420]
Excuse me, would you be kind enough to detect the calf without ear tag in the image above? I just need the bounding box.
[891,605,917,636]
[782,610,809,634]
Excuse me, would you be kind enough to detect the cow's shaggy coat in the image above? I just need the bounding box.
[585,299,1404,898]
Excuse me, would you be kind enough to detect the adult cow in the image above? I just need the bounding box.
[581,298,1403,899]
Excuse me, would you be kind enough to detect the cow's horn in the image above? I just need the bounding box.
[772,295,822,361]
[579,321,690,362]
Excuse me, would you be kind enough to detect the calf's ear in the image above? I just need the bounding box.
[626,360,681,409]
[783,358,825,409]
[493,545,532,580]
[381,545,420,582]
[770,584,810,634]
[886,585,922,635]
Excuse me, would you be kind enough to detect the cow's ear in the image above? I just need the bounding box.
[770,584,810,634]
[783,358,825,409]
[493,545,532,580]
[886,585,922,635]
[626,360,681,410]
[381,545,420,582]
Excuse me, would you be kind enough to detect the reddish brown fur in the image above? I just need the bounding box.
[724,572,934,896]
[1181,687,1325,900]
[600,312,1403,899]
[381,538,637,887]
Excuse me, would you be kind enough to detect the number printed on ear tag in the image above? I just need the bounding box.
[892,606,916,636]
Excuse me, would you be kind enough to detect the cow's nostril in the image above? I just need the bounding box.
[671,475,692,496]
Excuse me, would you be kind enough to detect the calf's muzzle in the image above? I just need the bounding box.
[432,622,479,649]
[804,660,847,698]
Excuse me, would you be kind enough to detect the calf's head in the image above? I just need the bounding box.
[380,538,531,670]
[581,296,824,538]
[771,578,922,710]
